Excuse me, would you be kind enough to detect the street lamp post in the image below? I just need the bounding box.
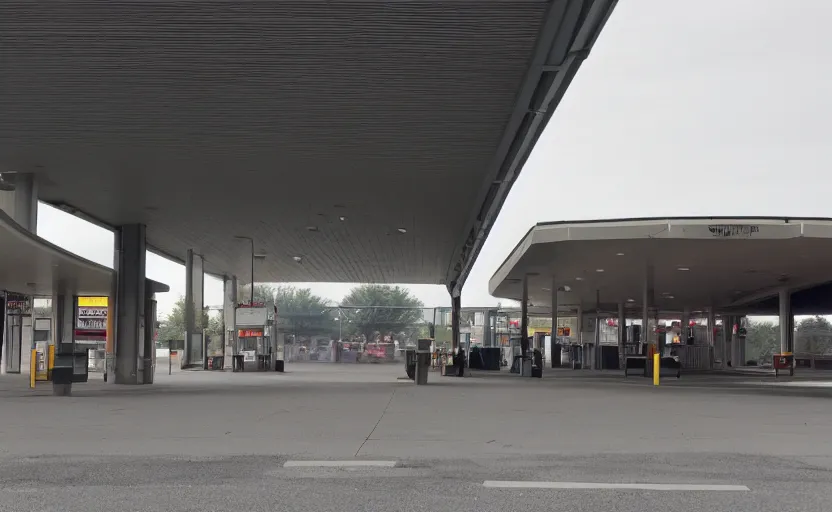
[234,236,255,304]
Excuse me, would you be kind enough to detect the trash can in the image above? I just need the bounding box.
[570,345,583,370]
[275,359,285,372]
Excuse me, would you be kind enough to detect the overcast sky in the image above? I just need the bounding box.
[35,1,832,317]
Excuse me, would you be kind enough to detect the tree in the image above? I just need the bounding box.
[744,320,779,363]
[275,286,334,338]
[340,285,424,343]
[237,283,277,305]
[796,316,832,355]
[157,296,211,342]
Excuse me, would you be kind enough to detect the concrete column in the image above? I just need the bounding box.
[451,294,461,352]
[642,270,652,348]
[113,224,146,384]
[143,291,157,384]
[520,275,529,357]
[184,249,205,368]
[551,277,558,368]
[681,308,690,345]
[52,291,76,354]
[0,173,38,232]
[617,302,625,368]
[779,289,791,353]
[223,275,238,369]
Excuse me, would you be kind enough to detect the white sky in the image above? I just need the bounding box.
[34,0,832,317]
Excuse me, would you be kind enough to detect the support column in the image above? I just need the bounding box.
[681,308,690,345]
[113,224,146,384]
[0,172,38,232]
[551,277,558,368]
[52,291,76,355]
[451,294,461,352]
[642,267,653,349]
[184,249,205,368]
[779,289,791,354]
[223,275,238,370]
[617,302,625,368]
[520,275,529,357]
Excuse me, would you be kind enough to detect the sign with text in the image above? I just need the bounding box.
[707,224,760,237]
[235,306,267,327]
[237,329,264,338]
[76,296,108,338]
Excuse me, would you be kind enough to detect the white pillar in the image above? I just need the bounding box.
[779,289,791,353]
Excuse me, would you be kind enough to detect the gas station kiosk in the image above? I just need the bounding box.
[233,303,284,371]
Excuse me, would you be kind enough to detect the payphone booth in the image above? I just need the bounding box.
[234,304,276,371]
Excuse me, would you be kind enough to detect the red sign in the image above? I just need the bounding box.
[238,329,263,338]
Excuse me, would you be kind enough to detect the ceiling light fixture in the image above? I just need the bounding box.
[339,216,346,222]
[542,287,551,292]
[677,267,690,271]
[292,256,303,264]
[306,226,319,232]
[627,298,635,303]
[575,277,584,281]
[616,252,625,256]
[596,269,604,273]
[666,295,675,299]
[397,227,407,234]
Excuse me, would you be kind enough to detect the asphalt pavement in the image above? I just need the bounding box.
[1,363,830,511]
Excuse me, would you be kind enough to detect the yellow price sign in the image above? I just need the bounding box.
[78,296,108,307]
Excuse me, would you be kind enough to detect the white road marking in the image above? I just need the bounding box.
[284,460,397,468]
[482,481,750,491]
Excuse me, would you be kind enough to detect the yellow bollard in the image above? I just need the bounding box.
[653,353,660,386]
[30,349,37,389]
[47,344,55,380]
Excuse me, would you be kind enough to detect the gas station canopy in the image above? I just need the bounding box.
[489,217,832,315]
[0,210,168,297]
[0,0,618,293]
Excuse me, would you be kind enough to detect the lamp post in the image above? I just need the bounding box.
[234,236,255,305]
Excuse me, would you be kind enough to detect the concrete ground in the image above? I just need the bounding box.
[1,363,831,511]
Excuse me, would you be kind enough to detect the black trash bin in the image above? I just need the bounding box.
[275,359,285,372]
[404,349,416,380]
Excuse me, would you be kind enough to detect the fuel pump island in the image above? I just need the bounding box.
[232,302,284,372]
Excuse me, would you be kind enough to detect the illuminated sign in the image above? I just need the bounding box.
[557,327,571,337]
[238,329,264,338]
[76,296,108,337]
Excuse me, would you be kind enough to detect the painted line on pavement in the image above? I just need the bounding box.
[482,481,750,491]
[284,460,397,468]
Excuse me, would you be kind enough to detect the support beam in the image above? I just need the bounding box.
[779,289,791,353]
[551,277,558,368]
[223,275,237,370]
[451,294,461,352]
[184,249,205,368]
[0,172,38,232]
[520,275,529,357]
[114,224,147,384]
[617,302,625,368]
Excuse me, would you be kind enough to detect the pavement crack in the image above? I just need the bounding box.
[355,387,396,457]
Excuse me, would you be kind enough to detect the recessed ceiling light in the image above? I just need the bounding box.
[306,226,319,232]
[575,277,584,281]
[397,228,407,234]
[596,269,604,273]
[292,256,303,263]
[559,285,571,292]
[616,252,625,256]
[627,298,635,303]
[339,216,347,221]
[661,292,672,296]
[666,295,675,299]
[541,287,551,291]
[677,267,690,271]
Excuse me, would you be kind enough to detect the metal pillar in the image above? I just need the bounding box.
[642,267,653,348]
[779,289,791,353]
[0,172,38,232]
[223,275,237,369]
[681,308,690,345]
[451,294,461,352]
[184,249,205,368]
[520,275,529,357]
[617,302,625,368]
[113,224,146,384]
[52,291,76,355]
[551,277,558,368]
